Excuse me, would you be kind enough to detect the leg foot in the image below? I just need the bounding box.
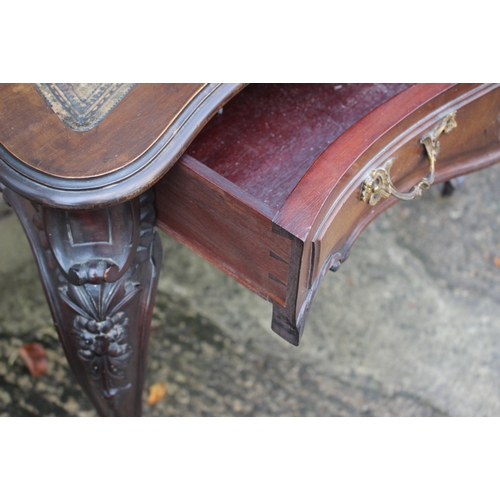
[441,175,467,197]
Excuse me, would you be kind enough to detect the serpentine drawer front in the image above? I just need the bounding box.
[2,83,500,415]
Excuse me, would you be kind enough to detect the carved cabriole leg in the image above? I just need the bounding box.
[1,185,162,416]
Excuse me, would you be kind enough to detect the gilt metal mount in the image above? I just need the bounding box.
[360,112,458,206]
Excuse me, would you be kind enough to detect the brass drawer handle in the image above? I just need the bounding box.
[360,111,457,206]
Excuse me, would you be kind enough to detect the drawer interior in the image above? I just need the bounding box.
[186,83,412,210]
[156,83,413,306]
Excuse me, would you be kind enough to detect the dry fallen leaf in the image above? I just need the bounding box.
[494,257,500,268]
[147,382,167,405]
[18,343,47,377]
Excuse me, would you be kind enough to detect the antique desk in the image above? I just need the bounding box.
[1,83,499,416]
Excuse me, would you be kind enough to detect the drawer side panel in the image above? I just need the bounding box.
[154,155,291,306]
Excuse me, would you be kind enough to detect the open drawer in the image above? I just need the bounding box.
[154,83,500,345]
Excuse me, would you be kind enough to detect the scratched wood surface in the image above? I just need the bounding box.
[0,83,205,178]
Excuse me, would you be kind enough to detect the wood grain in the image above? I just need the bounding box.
[0,83,205,178]
[0,84,246,210]
[154,154,292,306]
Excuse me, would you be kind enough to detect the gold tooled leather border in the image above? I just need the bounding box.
[34,83,135,132]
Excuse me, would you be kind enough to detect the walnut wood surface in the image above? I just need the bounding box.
[0,83,246,209]
[187,83,411,209]
[0,84,205,178]
[155,155,291,306]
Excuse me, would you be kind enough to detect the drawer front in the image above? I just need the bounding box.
[308,84,500,296]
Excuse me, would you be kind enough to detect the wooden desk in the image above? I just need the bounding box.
[1,83,499,416]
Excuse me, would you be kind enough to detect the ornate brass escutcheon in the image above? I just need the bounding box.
[360,111,458,206]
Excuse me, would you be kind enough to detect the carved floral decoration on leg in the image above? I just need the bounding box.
[59,278,142,401]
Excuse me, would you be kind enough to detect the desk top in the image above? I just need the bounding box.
[0,83,244,209]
